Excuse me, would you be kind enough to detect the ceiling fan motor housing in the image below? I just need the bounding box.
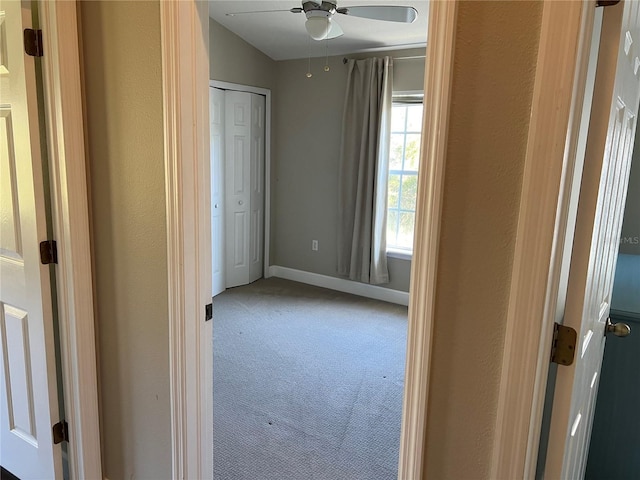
[303,1,338,40]
[302,1,338,15]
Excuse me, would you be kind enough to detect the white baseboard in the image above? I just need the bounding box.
[268,265,410,306]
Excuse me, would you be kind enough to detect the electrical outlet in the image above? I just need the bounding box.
[312,240,319,251]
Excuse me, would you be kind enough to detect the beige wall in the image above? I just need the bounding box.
[80,2,171,479]
[423,1,543,478]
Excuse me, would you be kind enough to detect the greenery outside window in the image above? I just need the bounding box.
[387,95,423,256]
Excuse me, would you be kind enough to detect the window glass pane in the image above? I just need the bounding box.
[391,105,406,132]
[388,174,401,209]
[400,175,418,211]
[387,210,398,245]
[387,99,423,252]
[407,105,424,131]
[397,212,415,249]
[389,134,404,170]
[404,134,421,171]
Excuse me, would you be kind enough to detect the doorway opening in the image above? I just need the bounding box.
[208,20,425,479]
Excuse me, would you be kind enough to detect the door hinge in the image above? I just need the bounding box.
[52,420,69,444]
[24,29,43,57]
[205,303,213,322]
[596,1,620,7]
[550,322,577,366]
[40,240,58,265]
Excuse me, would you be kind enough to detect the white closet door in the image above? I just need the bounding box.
[210,88,225,297]
[222,90,265,288]
[224,91,251,288]
[249,94,265,283]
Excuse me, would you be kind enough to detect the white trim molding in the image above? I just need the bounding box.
[39,1,102,478]
[490,2,596,478]
[398,1,457,478]
[268,266,409,306]
[160,1,213,479]
[209,80,268,96]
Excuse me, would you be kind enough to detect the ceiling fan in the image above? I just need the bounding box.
[226,1,418,41]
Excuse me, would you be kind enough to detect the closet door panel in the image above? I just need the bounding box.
[249,94,265,283]
[224,91,251,288]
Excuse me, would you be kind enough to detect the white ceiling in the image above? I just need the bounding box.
[209,1,429,61]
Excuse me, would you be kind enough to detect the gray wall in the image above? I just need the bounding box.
[209,20,425,293]
[611,133,640,312]
[80,2,171,479]
[619,135,640,255]
[271,51,425,292]
[270,56,345,281]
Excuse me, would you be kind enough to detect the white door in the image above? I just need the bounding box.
[225,90,251,288]
[220,89,265,289]
[210,88,225,297]
[544,2,640,478]
[249,94,265,284]
[0,1,63,478]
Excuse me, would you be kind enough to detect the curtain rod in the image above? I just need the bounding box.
[342,55,425,64]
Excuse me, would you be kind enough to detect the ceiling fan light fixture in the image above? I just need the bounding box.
[305,13,331,40]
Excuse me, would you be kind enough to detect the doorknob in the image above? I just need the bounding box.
[238,200,244,206]
[606,317,631,337]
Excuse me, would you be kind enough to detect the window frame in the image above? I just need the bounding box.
[386,91,424,258]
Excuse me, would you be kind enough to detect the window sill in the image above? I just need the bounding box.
[387,249,412,261]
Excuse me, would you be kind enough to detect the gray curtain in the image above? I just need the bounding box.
[337,57,393,284]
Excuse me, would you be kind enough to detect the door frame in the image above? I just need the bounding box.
[397,1,457,477]
[162,1,455,475]
[37,1,102,478]
[161,0,624,478]
[160,1,213,478]
[209,80,273,282]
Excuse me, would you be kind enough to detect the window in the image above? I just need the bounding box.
[387,98,423,254]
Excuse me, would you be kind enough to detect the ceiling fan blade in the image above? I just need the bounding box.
[327,21,344,39]
[336,5,418,23]
[225,7,303,17]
